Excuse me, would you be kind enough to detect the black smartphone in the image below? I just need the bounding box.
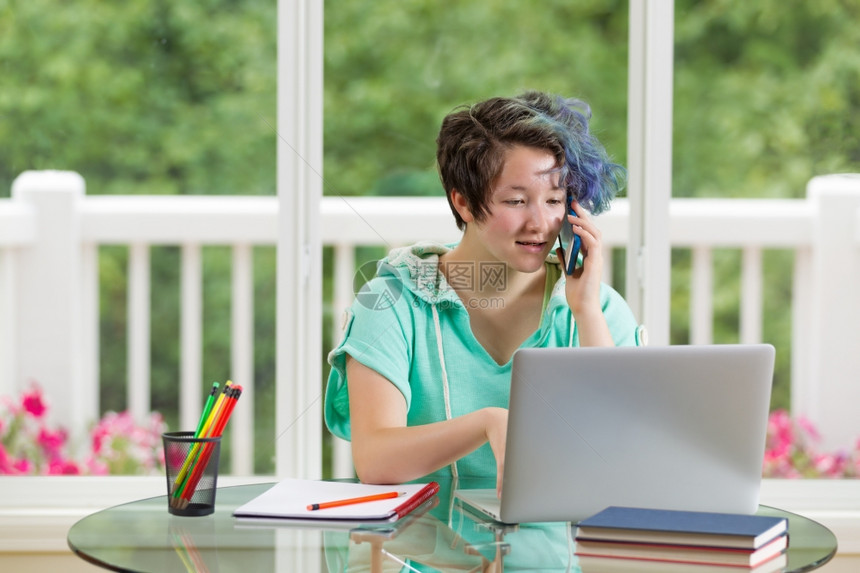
[557,198,581,274]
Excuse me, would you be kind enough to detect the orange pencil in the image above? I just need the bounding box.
[306,490,405,511]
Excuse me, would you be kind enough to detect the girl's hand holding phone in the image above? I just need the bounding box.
[558,201,611,343]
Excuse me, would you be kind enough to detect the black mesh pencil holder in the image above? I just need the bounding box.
[163,431,222,517]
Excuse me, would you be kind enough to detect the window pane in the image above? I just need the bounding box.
[324,0,630,199]
[1,1,277,474]
[673,0,860,199]
[673,1,860,473]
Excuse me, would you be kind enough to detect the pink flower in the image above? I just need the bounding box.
[764,410,797,464]
[21,383,47,418]
[1,394,17,412]
[38,427,67,460]
[48,458,81,475]
[798,416,821,442]
[86,410,167,475]
[82,456,110,476]
[91,425,110,453]
[813,451,849,478]
[3,383,166,475]
[12,457,32,474]
[0,444,14,474]
[165,445,187,469]
[761,409,860,478]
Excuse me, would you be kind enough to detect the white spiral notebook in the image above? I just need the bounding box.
[233,478,439,524]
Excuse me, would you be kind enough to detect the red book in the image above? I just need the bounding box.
[575,534,787,568]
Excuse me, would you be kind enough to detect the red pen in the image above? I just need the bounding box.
[306,490,404,511]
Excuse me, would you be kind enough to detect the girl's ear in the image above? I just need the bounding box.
[450,189,475,224]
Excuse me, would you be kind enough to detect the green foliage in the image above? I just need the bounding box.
[671,0,860,409]
[0,0,276,197]
[674,0,860,198]
[323,0,629,199]
[4,0,859,473]
[2,0,280,472]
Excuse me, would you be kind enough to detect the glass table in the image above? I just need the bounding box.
[68,478,837,572]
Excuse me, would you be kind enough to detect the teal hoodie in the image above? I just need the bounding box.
[324,242,643,480]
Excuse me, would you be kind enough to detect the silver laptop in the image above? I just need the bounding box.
[454,344,775,524]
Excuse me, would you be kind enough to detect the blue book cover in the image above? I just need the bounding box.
[576,506,787,549]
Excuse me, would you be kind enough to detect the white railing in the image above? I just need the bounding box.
[2,171,860,479]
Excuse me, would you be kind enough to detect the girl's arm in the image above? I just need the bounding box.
[346,356,508,495]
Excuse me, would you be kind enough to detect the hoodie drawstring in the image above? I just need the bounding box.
[431,303,459,480]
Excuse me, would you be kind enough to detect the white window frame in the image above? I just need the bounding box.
[276,0,324,478]
[273,2,679,481]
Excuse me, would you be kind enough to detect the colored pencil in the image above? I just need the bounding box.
[307,490,404,511]
[194,382,220,437]
[170,382,232,496]
[177,386,243,505]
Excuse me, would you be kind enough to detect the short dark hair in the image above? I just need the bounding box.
[436,91,626,230]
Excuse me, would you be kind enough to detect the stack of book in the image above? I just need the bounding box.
[574,506,789,572]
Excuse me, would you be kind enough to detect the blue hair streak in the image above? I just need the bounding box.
[517,92,626,215]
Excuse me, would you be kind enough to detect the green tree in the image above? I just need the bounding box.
[0,0,277,197]
[1,0,279,472]
[323,0,630,199]
[5,0,859,473]
[674,0,860,198]
[673,0,860,409]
